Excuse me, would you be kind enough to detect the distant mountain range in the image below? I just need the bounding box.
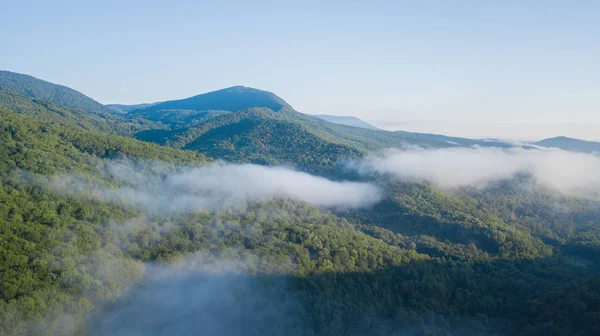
[2,70,600,336]
[106,103,158,114]
[393,130,515,148]
[312,115,381,130]
[533,136,600,153]
[124,86,449,172]
[1,70,599,160]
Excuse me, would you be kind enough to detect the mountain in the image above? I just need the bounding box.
[134,107,451,174]
[0,70,113,116]
[131,87,452,170]
[0,87,154,136]
[106,103,158,114]
[135,108,363,174]
[312,114,381,130]
[130,108,231,128]
[0,72,450,170]
[132,86,290,114]
[535,136,600,153]
[0,106,422,334]
[0,71,162,136]
[394,130,515,148]
[3,71,600,335]
[125,86,292,129]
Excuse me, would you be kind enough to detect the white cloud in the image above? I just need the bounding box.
[89,253,301,336]
[52,162,381,212]
[351,147,600,196]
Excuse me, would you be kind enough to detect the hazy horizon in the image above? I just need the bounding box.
[370,120,600,142]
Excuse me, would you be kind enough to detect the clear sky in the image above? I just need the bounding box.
[1,0,599,140]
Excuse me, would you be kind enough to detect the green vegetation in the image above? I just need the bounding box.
[134,107,451,174]
[139,108,363,173]
[129,109,231,128]
[128,85,451,167]
[132,85,290,114]
[0,108,423,335]
[0,89,157,136]
[0,71,111,117]
[1,72,600,335]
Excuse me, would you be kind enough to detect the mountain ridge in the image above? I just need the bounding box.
[0,70,113,116]
[534,136,600,153]
[313,114,381,130]
[2,70,600,335]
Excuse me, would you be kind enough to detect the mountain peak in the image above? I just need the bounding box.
[136,86,290,114]
[535,135,600,153]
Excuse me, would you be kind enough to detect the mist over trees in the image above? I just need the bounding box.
[1,71,600,335]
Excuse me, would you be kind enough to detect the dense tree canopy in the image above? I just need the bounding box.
[1,73,600,335]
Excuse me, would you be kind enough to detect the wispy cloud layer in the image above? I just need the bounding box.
[52,162,381,212]
[351,147,600,196]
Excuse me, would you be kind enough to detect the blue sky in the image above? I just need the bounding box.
[1,0,599,140]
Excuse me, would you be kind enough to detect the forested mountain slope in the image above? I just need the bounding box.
[135,108,364,173]
[106,103,157,114]
[0,72,451,162]
[133,106,452,172]
[131,86,290,114]
[2,72,600,335]
[0,107,424,335]
[394,130,514,148]
[0,89,154,136]
[0,71,112,117]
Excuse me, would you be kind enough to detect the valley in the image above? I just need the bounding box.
[1,71,600,335]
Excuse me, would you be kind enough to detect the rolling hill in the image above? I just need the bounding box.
[106,103,158,113]
[129,86,452,169]
[0,88,153,135]
[0,71,163,136]
[131,85,289,114]
[0,70,113,116]
[394,130,515,148]
[535,136,600,153]
[3,71,600,335]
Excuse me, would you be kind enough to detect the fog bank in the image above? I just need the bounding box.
[352,147,600,196]
[52,162,381,212]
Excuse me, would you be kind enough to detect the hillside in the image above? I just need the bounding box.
[2,71,600,335]
[134,107,454,174]
[395,130,515,148]
[130,108,231,128]
[0,89,155,136]
[135,108,362,173]
[0,71,112,116]
[3,105,600,335]
[129,87,452,168]
[0,106,429,335]
[313,114,381,130]
[535,136,600,153]
[0,72,166,136]
[106,103,158,113]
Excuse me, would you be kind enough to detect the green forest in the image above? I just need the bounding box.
[1,71,600,335]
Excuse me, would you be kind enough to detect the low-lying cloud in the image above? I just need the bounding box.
[352,146,600,196]
[52,162,381,212]
[90,254,303,336]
